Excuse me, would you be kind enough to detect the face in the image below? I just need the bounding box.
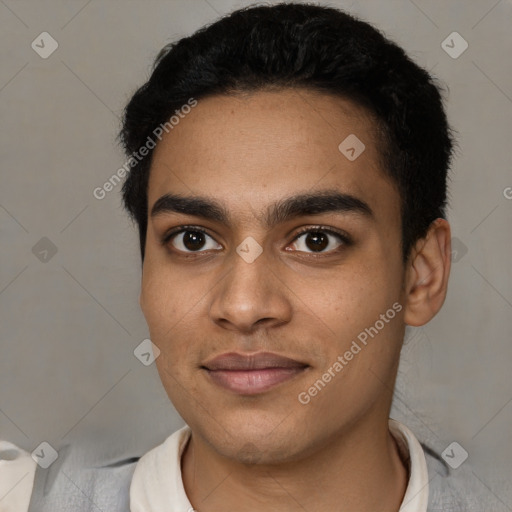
[140,89,407,463]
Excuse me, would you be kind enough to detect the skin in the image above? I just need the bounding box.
[139,88,452,512]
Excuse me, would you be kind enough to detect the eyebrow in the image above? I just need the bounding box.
[150,189,374,228]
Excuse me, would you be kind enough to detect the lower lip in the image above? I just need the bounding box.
[205,367,307,395]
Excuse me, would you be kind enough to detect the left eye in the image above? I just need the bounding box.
[290,229,348,254]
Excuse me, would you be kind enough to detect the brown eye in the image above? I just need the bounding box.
[165,228,222,253]
[304,231,329,252]
[290,228,350,254]
[183,231,206,251]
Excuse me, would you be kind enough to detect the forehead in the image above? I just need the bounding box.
[147,89,399,226]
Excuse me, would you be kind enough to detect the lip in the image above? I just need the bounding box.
[202,352,309,395]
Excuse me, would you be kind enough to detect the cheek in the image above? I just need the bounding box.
[140,260,209,370]
[140,266,187,364]
[140,254,188,326]
[307,257,404,366]
[323,263,396,318]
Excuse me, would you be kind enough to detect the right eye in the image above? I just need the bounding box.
[163,226,223,254]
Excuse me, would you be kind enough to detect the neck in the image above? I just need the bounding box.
[181,412,408,512]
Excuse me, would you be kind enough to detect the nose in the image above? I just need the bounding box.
[209,244,292,333]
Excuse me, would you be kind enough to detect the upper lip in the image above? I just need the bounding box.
[202,352,309,371]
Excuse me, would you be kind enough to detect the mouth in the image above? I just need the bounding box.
[201,352,310,395]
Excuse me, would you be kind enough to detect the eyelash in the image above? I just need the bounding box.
[161,224,352,256]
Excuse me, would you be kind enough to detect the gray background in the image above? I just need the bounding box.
[1,0,511,506]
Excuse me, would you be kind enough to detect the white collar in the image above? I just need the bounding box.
[0,440,37,512]
[130,418,429,512]
[389,419,429,511]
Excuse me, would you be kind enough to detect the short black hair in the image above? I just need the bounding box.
[119,2,455,263]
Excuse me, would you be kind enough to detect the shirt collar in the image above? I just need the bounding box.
[130,418,429,512]
[389,418,429,512]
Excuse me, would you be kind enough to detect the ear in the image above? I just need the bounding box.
[403,218,452,326]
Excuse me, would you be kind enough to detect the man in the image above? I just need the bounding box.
[2,2,485,511]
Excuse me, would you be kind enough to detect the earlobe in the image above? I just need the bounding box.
[403,218,452,327]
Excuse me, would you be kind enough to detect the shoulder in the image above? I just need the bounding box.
[27,442,139,512]
[23,426,188,512]
[423,444,499,512]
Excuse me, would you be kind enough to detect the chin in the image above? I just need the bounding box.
[218,434,300,465]
[192,411,311,465]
